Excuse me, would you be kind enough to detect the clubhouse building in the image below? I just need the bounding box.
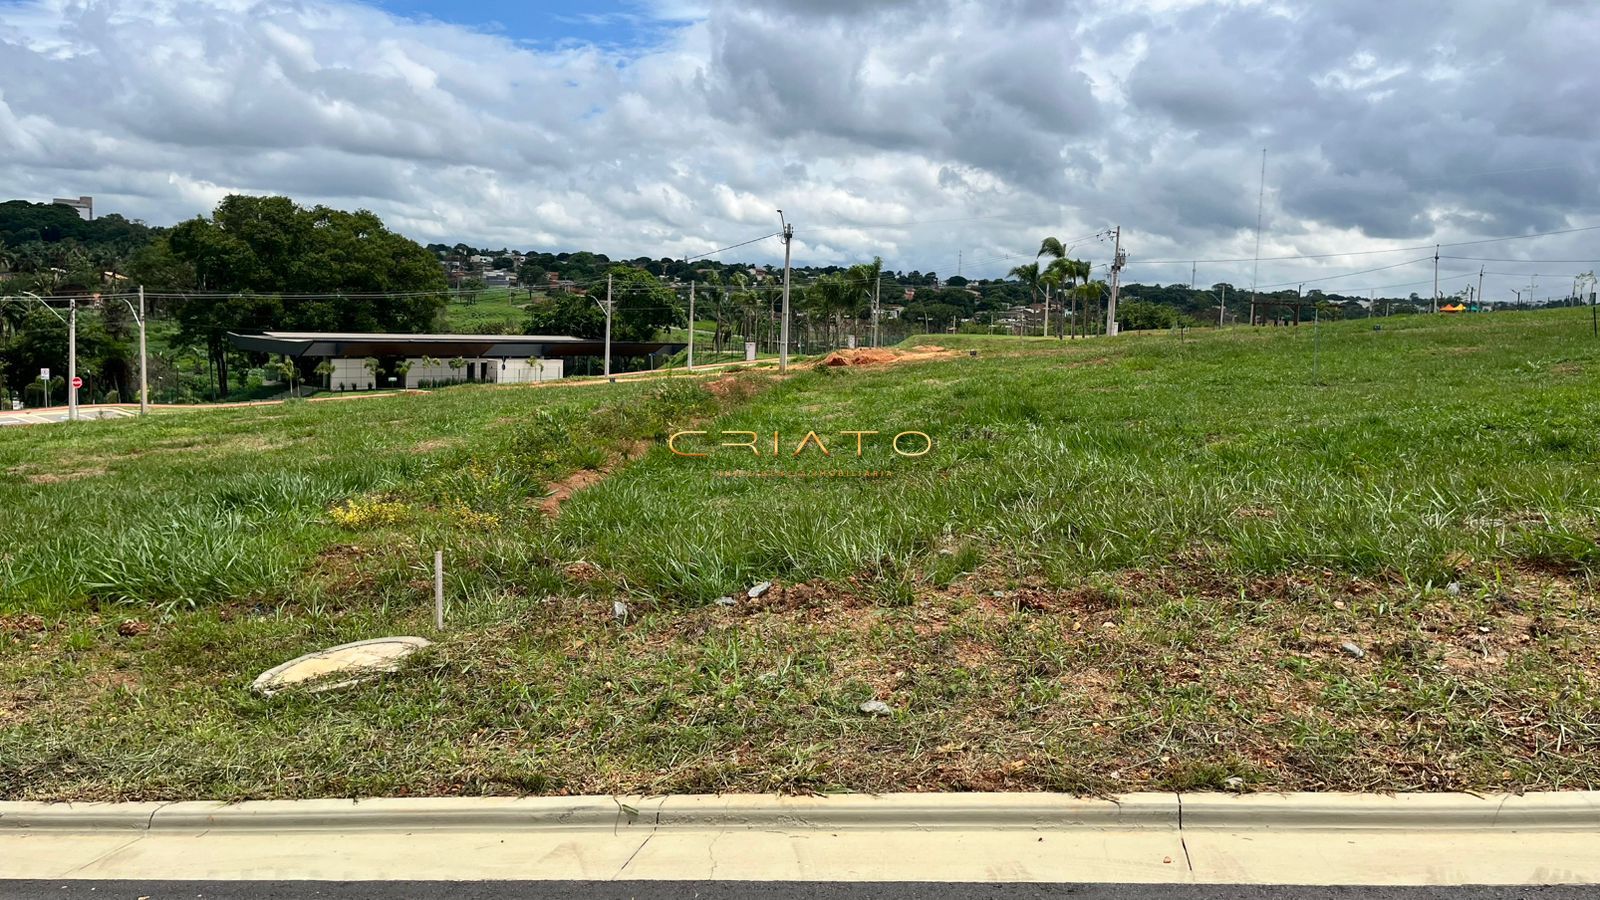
[228,331,683,389]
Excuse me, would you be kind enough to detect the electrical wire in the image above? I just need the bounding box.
[682,231,782,262]
[1131,222,1600,265]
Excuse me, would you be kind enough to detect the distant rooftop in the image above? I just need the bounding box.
[259,331,586,343]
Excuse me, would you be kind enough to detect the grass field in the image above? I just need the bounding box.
[436,288,531,333]
[3,309,1598,800]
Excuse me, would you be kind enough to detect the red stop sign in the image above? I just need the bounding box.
[70,376,83,389]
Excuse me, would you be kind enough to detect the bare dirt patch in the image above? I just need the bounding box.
[8,464,107,484]
[540,440,651,516]
[818,345,961,368]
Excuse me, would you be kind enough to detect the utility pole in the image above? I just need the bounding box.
[778,211,793,374]
[687,280,695,371]
[602,274,613,380]
[137,286,148,413]
[1219,284,1226,327]
[1432,245,1440,314]
[1105,226,1125,336]
[872,276,881,348]
[115,287,149,415]
[1250,147,1266,326]
[1042,283,1050,338]
[68,297,78,421]
[1477,267,1484,313]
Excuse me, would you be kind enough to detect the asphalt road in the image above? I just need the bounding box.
[3,883,1596,899]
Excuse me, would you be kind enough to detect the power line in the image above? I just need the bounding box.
[682,231,782,262]
[1443,256,1600,263]
[1132,222,1600,265]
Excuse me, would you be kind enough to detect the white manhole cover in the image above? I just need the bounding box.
[252,636,431,696]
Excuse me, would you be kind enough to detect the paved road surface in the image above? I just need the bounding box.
[3,883,1594,899]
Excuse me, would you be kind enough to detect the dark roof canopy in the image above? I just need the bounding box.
[228,331,680,360]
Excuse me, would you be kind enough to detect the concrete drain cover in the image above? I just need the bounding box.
[252,636,431,696]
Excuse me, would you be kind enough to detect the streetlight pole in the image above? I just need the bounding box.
[3,291,72,411]
[687,280,695,371]
[107,288,150,414]
[778,210,793,374]
[603,274,613,380]
[137,286,148,414]
[68,297,78,420]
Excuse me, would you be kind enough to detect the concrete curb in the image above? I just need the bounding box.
[3,791,1598,834]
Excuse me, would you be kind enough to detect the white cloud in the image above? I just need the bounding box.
[0,0,1596,299]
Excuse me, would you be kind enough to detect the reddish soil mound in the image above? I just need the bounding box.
[819,345,961,368]
[821,348,902,367]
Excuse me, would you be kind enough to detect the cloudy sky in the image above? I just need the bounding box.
[2,0,1598,299]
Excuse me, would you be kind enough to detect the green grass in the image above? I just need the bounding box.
[436,288,531,333]
[3,308,1599,800]
[0,378,714,615]
[571,310,1600,598]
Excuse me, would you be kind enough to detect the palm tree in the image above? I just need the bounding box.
[1038,237,1093,338]
[1044,257,1090,338]
[1008,262,1042,335]
[845,256,884,346]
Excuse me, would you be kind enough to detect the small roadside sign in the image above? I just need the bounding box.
[70,376,83,389]
[40,368,49,381]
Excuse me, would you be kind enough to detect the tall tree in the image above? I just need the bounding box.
[1038,237,1092,337]
[1008,261,1042,333]
[129,195,447,393]
[524,265,677,343]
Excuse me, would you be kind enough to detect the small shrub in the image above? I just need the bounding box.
[327,497,410,529]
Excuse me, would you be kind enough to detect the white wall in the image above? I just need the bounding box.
[320,356,565,390]
[498,358,564,383]
[329,358,374,390]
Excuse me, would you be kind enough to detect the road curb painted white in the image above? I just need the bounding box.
[3,791,1597,834]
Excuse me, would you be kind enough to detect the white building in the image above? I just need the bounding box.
[229,331,684,390]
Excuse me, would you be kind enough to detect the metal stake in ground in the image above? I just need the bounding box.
[434,550,444,629]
